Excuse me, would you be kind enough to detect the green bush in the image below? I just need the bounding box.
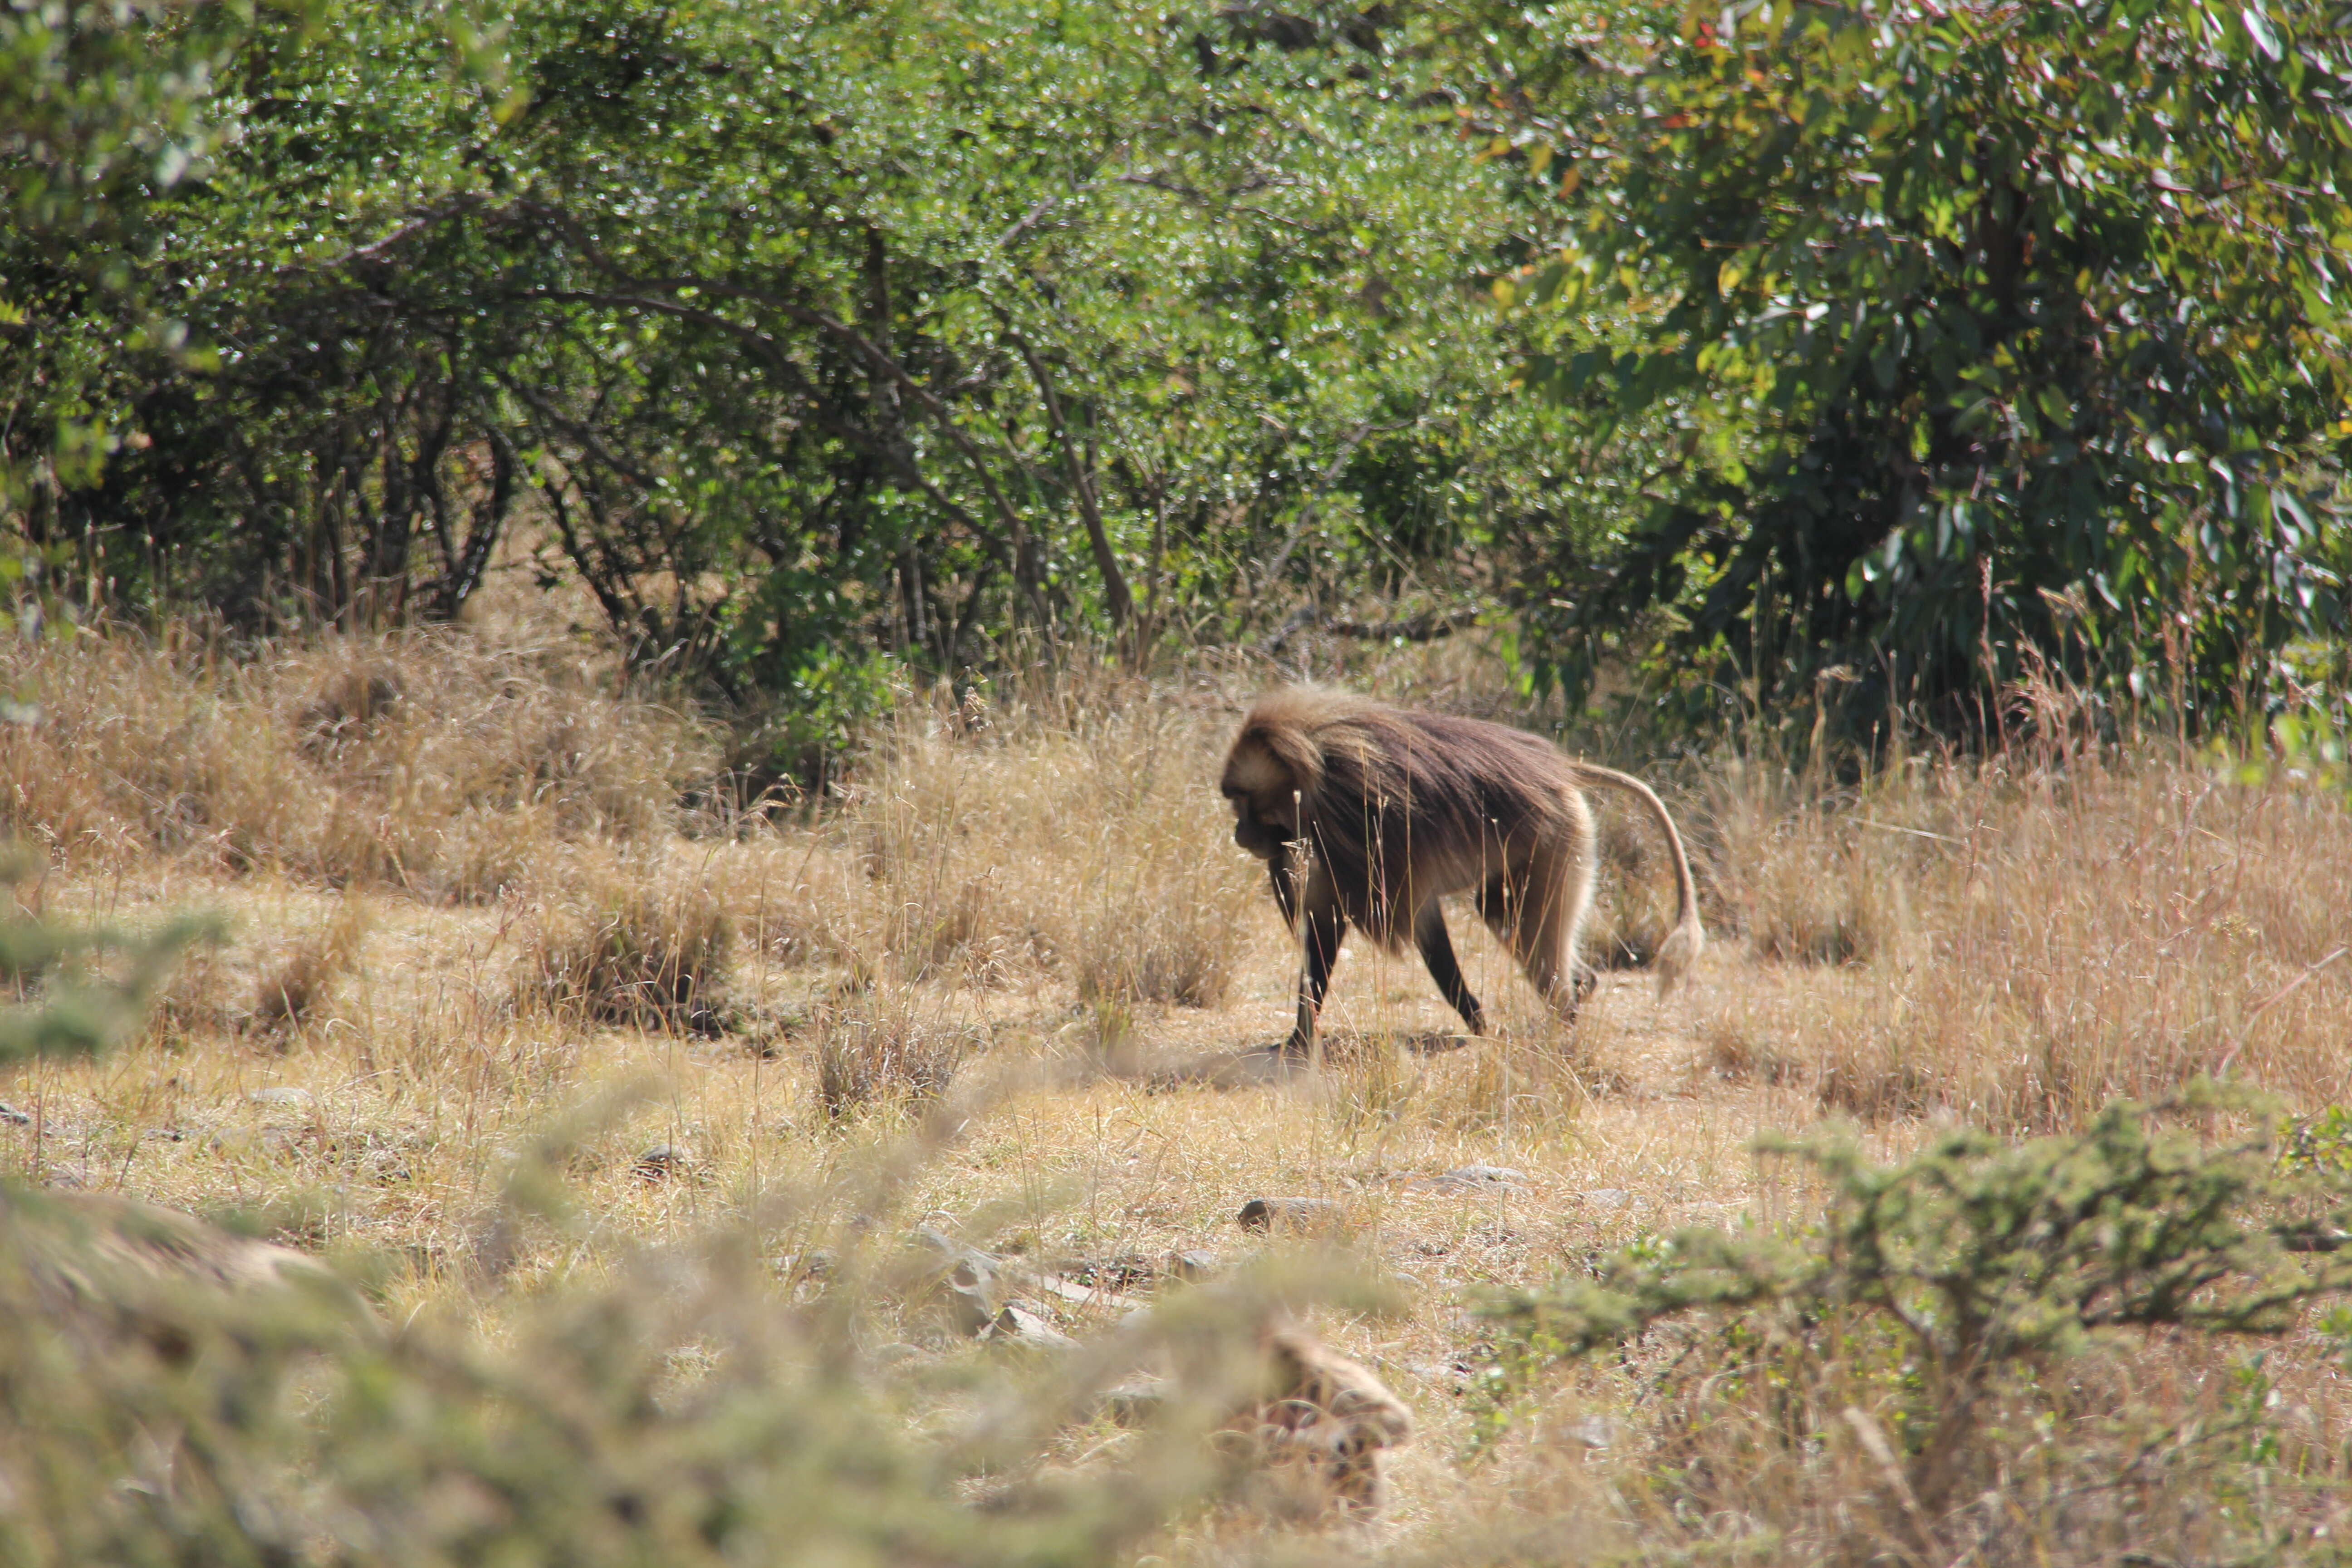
[1486,1088,2352,1561]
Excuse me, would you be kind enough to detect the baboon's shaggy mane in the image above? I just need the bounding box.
[1228,687,1577,947]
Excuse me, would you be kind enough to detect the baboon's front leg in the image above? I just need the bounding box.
[1412,901,1486,1036]
[1286,901,1347,1058]
[1268,842,1301,925]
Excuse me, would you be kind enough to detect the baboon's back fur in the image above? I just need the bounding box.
[1228,687,1583,947]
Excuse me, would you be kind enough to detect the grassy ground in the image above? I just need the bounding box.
[5,623,2351,1563]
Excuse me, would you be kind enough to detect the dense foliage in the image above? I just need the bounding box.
[4,0,1608,741]
[1,0,281,548]
[4,0,2349,750]
[1516,0,2352,728]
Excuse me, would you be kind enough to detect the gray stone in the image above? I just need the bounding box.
[987,1302,1077,1350]
[1030,1272,1147,1313]
[1167,1248,1222,1280]
[1411,1165,1528,1194]
[911,1228,1002,1336]
[1445,1164,1527,1186]
[1567,1414,1621,1450]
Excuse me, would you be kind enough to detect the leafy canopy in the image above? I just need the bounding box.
[1523,0,2352,727]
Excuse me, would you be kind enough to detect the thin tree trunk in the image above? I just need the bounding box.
[1011,336,1132,628]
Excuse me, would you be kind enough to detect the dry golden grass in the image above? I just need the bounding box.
[2,625,2349,1563]
[0,625,712,893]
[1695,752,2352,1129]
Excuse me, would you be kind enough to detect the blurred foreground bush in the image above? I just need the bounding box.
[0,1178,1320,1566]
[0,855,1372,1565]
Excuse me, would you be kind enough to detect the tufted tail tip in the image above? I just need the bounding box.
[1652,917,1705,1000]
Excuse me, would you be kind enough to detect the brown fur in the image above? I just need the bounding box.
[1220,686,1703,1053]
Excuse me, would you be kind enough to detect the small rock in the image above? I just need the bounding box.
[1030,1273,1147,1313]
[248,1087,315,1111]
[1567,1414,1621,1450]
[911,1229,1002,1336]
[0,1103,30,1127]
[1238,1196,1343,1233]
[987,1302,1077,1350]
[1411,1164,1528,1194]
[1167,1248,1222,1280]
[1578,1188,1632,1211]
[635,1144,686,1181]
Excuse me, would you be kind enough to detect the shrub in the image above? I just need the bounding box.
[0,1133,1332,1568]
[0,857,212,1064]
[1486,1088,2352,1560]
[250,897,371,1037]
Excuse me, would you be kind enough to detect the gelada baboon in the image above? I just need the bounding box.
[1220,687,1704,1055]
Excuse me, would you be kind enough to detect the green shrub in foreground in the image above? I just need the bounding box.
[1486,1087,2352,1564]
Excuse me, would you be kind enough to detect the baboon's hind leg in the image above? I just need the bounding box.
[1412,901,1485,1035]
[1483,844,1597,1025]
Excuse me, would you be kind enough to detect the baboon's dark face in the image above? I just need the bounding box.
[1220,735,1299,860]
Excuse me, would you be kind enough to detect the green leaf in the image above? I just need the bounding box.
[2241,5,2283,61]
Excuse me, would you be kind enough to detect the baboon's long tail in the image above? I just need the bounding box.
[1569,764,1706,998]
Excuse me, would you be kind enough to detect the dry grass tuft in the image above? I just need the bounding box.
[823,678,1259,1000]
[1072,871,1249,1009]
[1705,763,1910,967]
[250,897,371,1038]
[0,627,714,892]
[520,863,734,1032]
[1745,853,1891,965]
[811,985,979,1120]
[1698,1015,1796,1087]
